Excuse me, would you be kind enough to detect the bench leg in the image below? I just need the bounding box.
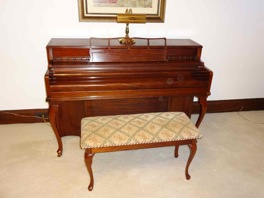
[174,145,179,158]
[185,140,197,180]
[84,149,95,191]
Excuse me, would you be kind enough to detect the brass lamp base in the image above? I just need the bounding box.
[118,22,135,45]
[119,36,135,45]
[117,9,146,46]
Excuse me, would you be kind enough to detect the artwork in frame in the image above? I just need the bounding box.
[78,0,166,22]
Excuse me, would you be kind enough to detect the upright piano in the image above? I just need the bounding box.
[45,37,213,156]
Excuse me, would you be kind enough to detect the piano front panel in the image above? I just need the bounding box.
[56,101,86,137]
[55,96,194,136]
[85,98,169,117]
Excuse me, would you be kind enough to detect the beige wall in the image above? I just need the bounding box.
[0,0,263,110]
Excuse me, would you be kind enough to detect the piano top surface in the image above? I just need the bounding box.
[47,38,202,48]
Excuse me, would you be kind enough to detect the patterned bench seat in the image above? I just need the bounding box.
[81,112,201,191]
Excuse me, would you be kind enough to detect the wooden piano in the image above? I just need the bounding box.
[45,37,213,157]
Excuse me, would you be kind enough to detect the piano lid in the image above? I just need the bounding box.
[47,38,203,63]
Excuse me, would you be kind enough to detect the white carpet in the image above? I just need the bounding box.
[0,111,264,198]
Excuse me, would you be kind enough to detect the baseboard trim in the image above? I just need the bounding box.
[0,109,48,124]
[193,98,264,114]
[1,98,263,124]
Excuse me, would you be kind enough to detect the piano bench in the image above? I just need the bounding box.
[81,112,201,191]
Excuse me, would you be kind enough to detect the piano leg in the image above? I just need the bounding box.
[49,104,63,157]
[195,96,208,128]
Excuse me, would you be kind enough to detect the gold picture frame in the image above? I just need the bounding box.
[78,0,166,23]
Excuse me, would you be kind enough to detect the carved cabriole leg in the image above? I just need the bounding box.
[84,149,95,191]
[174,145,179,158]
[48,104,63,157]
[195,96,208,128]
[185,140,197,180]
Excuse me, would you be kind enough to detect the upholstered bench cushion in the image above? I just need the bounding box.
[81,112,201,149]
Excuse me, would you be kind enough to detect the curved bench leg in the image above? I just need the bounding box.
[174,145,179,158]
[84,149,95,191]
[185,140,197,180]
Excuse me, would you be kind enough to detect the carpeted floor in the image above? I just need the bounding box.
[0,111,264,198]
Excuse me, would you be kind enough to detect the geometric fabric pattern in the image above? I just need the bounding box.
[81,112,201,149]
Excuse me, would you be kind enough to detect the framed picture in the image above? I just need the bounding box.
[78,0,166,22]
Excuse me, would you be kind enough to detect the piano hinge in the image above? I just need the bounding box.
[167,56,198,61]
[48,69,55,84]
[53,56,90,63]
[49,68,54,75]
